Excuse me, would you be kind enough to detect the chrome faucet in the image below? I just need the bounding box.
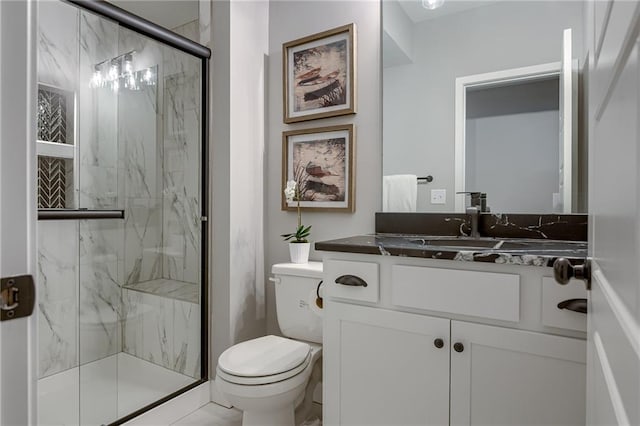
[457,192,489,238]
[466,206,480,238]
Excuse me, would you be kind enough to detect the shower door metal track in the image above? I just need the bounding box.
[61,1,211,425]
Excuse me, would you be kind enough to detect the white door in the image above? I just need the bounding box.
[0,0,38,424]
[586,1,640,425]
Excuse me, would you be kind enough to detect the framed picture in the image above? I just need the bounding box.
[282,124,355,212]
[283,23,356,123]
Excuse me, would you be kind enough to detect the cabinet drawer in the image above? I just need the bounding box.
[542,277,587,332]
[391,265,520,322]
[325,259,379,303]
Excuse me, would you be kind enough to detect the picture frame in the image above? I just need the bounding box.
[283,23,356,123]
[282,124,355,212]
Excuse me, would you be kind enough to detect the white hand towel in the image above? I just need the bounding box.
[383,174,417,212]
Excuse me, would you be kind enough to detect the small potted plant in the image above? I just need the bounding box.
[282,180,311,264]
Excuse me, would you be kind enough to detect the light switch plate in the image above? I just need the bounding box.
[431,189,446,204]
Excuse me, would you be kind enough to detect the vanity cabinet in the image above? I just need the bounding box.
[322,256,587,426]
[324,302,450,426]
[450,321,586,426]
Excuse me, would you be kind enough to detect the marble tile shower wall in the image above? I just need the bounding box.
[122,289,201,378]
[117,22,202,376]
[78,12,123,366]
[37,1,201,379]
[38,221,78,378]
[162,22,201,285]
[37,1,80,378]
[37,2,124,375]
[118,80,163,286]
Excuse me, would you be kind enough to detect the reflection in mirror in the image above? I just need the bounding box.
[382,0,587,213]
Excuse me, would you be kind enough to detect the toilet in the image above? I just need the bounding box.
[216,262,324,426]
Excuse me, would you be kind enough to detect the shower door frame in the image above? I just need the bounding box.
[63,1,211,424]
[0,0,38,424]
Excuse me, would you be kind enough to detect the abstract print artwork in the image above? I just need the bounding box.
[283,24,356,123]
[282,124,354,212]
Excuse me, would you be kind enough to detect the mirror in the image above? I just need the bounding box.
[382,0,587,213]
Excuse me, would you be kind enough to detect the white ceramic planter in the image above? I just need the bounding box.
[289,242,310,264]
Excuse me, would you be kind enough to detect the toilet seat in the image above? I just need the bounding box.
[217,335,311,386]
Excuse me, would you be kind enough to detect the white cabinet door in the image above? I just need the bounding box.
[324,302,450,426]
[450,321,586,426]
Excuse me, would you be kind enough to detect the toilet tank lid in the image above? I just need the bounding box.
[272,262,323,279]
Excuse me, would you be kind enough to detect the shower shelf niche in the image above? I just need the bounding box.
[36,83,77,209]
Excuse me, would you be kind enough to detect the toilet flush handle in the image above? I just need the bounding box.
[315,281,324,309]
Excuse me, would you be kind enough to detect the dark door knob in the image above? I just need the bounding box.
[453,342,464,353]
[553,258,592,290]
[434,338,444,349]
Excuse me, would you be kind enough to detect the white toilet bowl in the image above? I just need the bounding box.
[216,335,322,426]
[215,262,324,426]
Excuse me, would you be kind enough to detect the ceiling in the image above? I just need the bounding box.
[109,0,199,30]
[396,0,502,23]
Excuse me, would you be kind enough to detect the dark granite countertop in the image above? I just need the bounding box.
[315,234,587,267]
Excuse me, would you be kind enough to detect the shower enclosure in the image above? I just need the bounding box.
[36,1,209,424]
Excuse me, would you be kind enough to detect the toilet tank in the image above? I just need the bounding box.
[272,262,323,344]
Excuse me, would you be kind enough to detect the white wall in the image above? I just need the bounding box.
[383,1,584,212]
[266,1,382,335]
[209,0,269,373]
[382,0,413,67]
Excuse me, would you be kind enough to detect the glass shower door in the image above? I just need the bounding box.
[37,2,204,424]
[76,9,203,426]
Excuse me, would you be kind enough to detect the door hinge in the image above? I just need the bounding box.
[1,275,35,321]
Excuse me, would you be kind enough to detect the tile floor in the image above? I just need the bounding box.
[171,402,323,426]
[172,403,242,426]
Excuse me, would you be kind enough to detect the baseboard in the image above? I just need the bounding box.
[210,379,233,408]
[123,382,210,425]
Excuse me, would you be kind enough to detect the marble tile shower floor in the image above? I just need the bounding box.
[38,352,195,426]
